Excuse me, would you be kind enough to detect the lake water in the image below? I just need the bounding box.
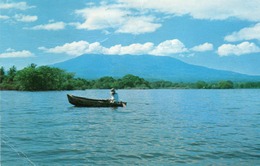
[1,90,260,165]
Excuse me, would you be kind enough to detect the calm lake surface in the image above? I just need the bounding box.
[1,90,260,165]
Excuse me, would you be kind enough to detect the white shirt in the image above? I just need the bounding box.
[111,93,119,102]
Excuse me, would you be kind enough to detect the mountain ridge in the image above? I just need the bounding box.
[52,54,260,82]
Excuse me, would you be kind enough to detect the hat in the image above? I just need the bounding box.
[111,88,115,92]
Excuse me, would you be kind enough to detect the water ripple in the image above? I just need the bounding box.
[1,90,260,165]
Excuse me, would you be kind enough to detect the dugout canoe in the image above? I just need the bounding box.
[67,94,127,107]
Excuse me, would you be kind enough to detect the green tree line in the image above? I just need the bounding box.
[1,64,260,91]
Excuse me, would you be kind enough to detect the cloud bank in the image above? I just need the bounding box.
[39,39,214,56]
[41,39,260,57]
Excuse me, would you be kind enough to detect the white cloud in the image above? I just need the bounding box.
[225,23,260,42]
[0,2,35,10]
[28,22,66,31]
[0,49,34,58]
[75,5,161,34]
[116,16,161,35]
[217,42,260,56]
[118,0,260,22]
[105,42,154,55]
[191,43,213,52]
[14,14,38,22]
[0,15,9,20]
[75,6,127,30]
[86,42,105,54]
[39,41,104,56]
[150,39,188,56]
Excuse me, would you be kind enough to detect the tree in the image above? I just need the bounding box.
[6,66,17,83]
[0,66,5,83]
[196,81,207,89]
[15,65,69,90]
[37,66,65,90]
[150,81,173,88]
[120,74,150,89]
[93,76,116,89]
[218,80,234,89]
[15,65,38,90]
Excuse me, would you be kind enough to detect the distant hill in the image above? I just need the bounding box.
[52,54,260,82]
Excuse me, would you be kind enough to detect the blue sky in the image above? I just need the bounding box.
[1,0,260,75]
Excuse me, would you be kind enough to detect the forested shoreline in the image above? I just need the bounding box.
[1,64,260,91]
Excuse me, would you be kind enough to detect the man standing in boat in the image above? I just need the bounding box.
[110,88,119,103]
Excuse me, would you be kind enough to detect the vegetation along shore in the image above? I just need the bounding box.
[1,64,260,91]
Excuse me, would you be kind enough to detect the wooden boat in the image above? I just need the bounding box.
[67,94,127,107]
